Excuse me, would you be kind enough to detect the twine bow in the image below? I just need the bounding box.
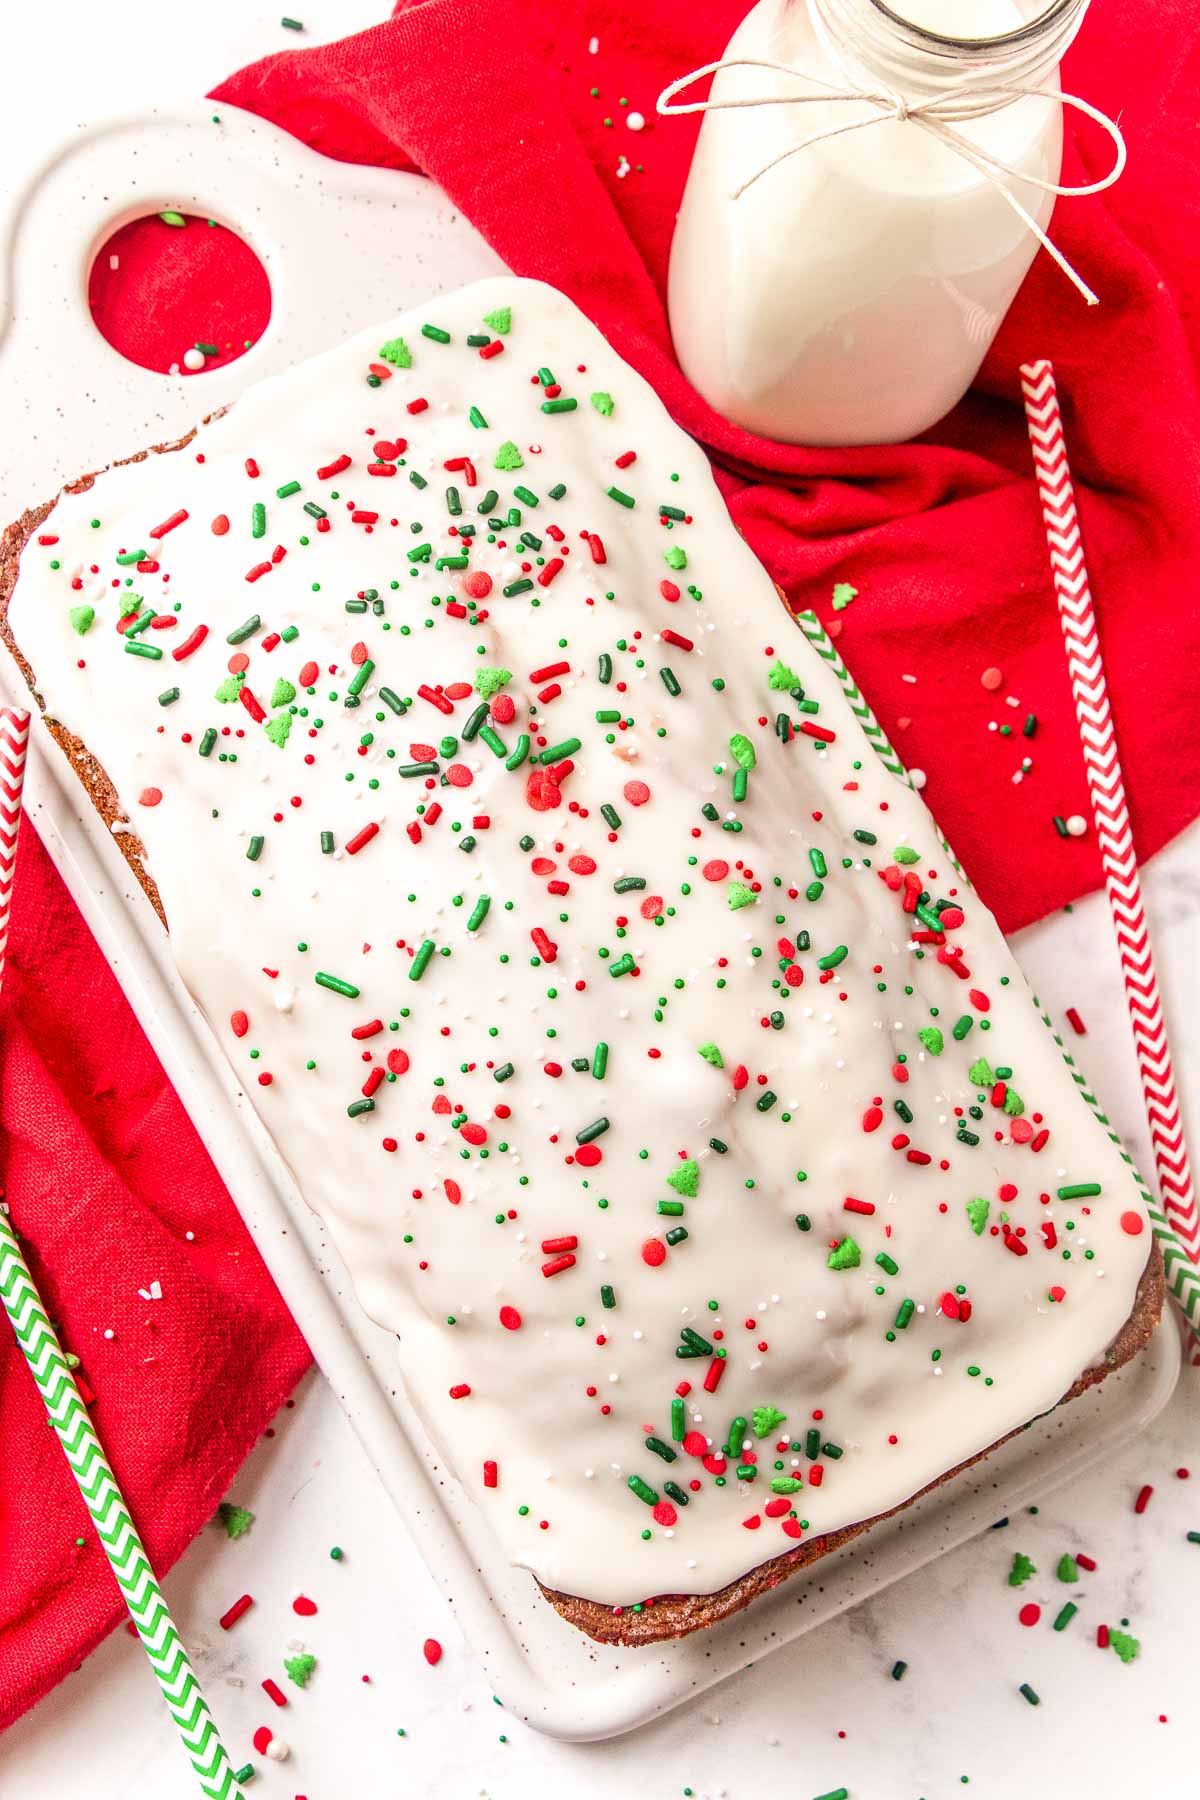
[657,56,1126,305]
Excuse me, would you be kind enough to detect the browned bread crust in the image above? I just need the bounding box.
[2,450,1165,1649]
[0,434,204,930]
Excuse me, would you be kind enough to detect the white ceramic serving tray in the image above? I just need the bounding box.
[0,102,1181,1742]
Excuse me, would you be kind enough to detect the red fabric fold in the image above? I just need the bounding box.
[7,0,1199,1723]
[1,829,310,1727]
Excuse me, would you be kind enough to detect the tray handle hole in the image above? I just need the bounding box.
[88,213,271,377]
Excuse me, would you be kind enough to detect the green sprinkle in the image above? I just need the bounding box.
[592,1041,609,1080]
[199,728,218,757]
[727,881,755,911]
[320,831,335,854]
[467,895,491,932]
[158,211,186,227]
[216,1502,255,1540]
[891,1661,907,1681]
[284,1653,316,1687]
[494,440,524,472]
[315,972,359,999]
[482,305,511,334]
[275,480,301,499]
[157,686,180,707]
[422,323,451,344]
[918,1026,944,1056]
[347,1098,375,1118]
[894,1298,915,1329]
[227,614,261,645]
[1018,1683,1040,1707]
[827,1237,860,1271]
[831,581,858,611]
[817,945,848,970]
[540,737,581,765]
[246,835,264,862]
[952,1014,974,1041]
[541,396,578,414]
[606,486,635,509]
[875,1251,899,1276]
[1057,1183,1102,1200]
[251,502,266,538]
[627,1474,658,1506]
[590,391,615,416]
[1053,1601,1078,1632]
[475,665,512,699]
[1008,1551,1037,1587]
[409,939,435,982]
[378,336,412,368]
[600,1283,616,1309]
[124,640,163,660]
[69,604,95,634]
[1108,1628,1140,1664]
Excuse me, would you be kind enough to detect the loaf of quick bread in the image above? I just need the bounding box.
[1,278,1160,1644]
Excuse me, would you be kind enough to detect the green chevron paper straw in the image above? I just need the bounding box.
[0,706,246,1799]
[795,609,1200,1335]
[0,1222,248,1797]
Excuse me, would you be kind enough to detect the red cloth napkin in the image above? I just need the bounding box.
[8,0,1200,1725]
[0,828,309,1727]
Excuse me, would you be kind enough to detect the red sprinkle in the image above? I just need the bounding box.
[1134,1483,1154,1514]
[423,1638,443,1665]
[262,1678,287,1708]
[219,1595,254,1631]
[149,509,188,539]
[292,1595,318,1617]
[345,822,380,856]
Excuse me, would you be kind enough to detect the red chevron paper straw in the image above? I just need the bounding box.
[0,707,29,996]
[1020,362,1199,1278]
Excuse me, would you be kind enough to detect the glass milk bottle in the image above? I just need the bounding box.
[664,0,1102,445]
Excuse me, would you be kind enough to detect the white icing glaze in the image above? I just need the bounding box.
[9,278,1151,1608]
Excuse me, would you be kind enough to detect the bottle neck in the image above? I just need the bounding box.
[807,0,1088,105]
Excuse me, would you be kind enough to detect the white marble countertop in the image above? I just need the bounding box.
[4,6,1198,1796]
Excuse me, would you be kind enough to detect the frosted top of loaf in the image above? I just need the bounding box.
[9,277,1150,1605]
